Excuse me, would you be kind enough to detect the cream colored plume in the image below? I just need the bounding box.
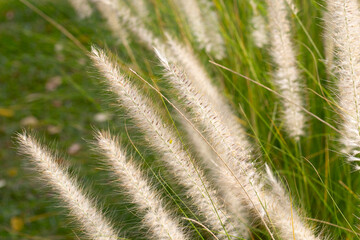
[90,46,244,239]
[267,0,305,140]
[179,117,251,230]
[156,48,321,240]
[251,15,268,48]
[68,0,92,19]
[96,130,189,240]
[250,0,268,48]
[17,132,119,240]
[173,0,225,59]
[326,0,360,169]
[128,0,149,19]
[93,0,128,43]
[165,35,252,157]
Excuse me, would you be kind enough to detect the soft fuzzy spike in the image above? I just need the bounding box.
[173,0,225,59]
[96,130,189,240]
[17,132,120,240]
[157,49,320,240]
[68,0,92,19]
[90,47,243,239]
[267,0,305,140]
[326,0,360,167]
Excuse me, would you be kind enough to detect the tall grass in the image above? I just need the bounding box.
[10,0,360,239]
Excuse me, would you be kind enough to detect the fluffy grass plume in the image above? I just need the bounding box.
[16,132,119,240]
[68,0,92,19]
[93,0,128,43]
[251,15,268,48]
[128,0,149,20]
[90,47,245,239]
[95,130,189,240]
[326,0,360,168]
[165,35,252,158]
[156,48,320,240]
[197,0,226,59]
[250,0,269,48]
[173,0,225,59]
[267,0,306,140]
[112,0,163,50]
[322,9,335,74]
[179,117,251,228]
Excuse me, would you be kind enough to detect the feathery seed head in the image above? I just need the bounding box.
[267,0,306,140]
[173,0,225,59]
[95,130,189,240]
[93,0,129,43]
[92,47,246,240]
[157,46,320,240]
[264,164,320,240]
[128,0,149,19]
[68,0,92,19]
[251,15,269,48]
[17,132,119,240]
[326,0,360,167]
